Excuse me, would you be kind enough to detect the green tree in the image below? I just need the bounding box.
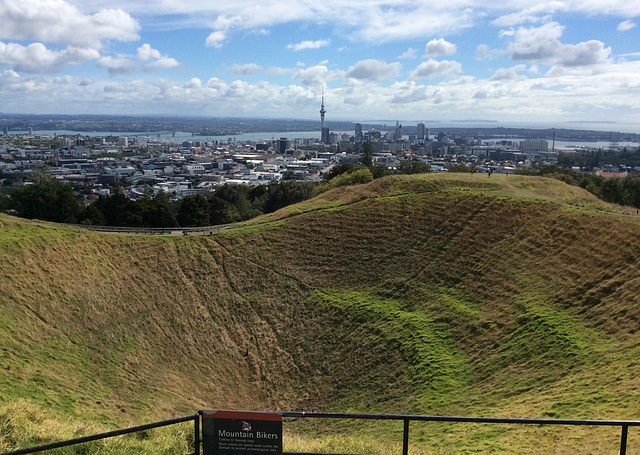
[599,177,622,204]
[92,193,143,226]
[360,141,374,167]
[177,194,211,226]
[398,157,431,175]
[215,185,259,219]
[207,195,242,225]
[620,173,640,208]
[137,192,178,228]
[5,171,80,223]
[370,165,392,179]
[264,181,315,213]
[78,204,106,225]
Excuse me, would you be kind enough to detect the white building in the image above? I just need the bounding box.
[105,166,136,176]
[519,140,548,153]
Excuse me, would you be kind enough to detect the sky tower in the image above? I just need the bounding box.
[320,91,329,144]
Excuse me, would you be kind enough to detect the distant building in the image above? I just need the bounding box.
[2,126,7,137]
[277,138,291,154]
[394,122,403,141]
[417,123,428,141]
[437,132,450,143]
[519,140,548,153]
[355,123,363,142]
[321,127,330,145]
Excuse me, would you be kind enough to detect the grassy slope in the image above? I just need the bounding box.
[2,173,640,453]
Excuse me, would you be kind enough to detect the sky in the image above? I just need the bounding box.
[1,0,640,126]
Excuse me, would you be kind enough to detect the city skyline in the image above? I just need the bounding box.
[0,0,639,125]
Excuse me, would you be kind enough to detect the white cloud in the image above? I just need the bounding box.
[183,78,202,89]
[345,59,401,81]
[398,48,417,59]
[206,31,226,48]
[499,28,517,38]
[390,81,428,104]
[508,22,611,67]
[137,44,179,69]
[424,38,457,58]
[475,44,505,60]
[475,44,490,59]
[227,63,264,75]
[96,56,138,76]
[491,4,556,27]
[0,70,50,92]
[489,65,527,81]
[292,65,335,88]
[617,20,636,32]
[0,41,99,73]
[52,75,94,86]
[287,39,330,51]
[137,44,162,61]
[212,15,243,30]
[266,66,297,76]
[0,0,139,49]
[409,59,462,80]
[152,57,180,69]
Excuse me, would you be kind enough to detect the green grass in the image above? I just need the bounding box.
[309,289,473,410]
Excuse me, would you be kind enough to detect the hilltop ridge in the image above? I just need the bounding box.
[2,173,640,453]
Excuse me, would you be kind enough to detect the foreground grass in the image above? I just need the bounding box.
[0,400,194,454]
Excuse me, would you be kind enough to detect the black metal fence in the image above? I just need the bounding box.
[2,411,639,455]
[0,414,199,455]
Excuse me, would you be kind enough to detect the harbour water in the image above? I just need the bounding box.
[7,124,640,149]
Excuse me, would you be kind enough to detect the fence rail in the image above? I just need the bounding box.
[68,223,234,235]
[281,412,640,455]
[2,411,639,455]
[0,414,199,455]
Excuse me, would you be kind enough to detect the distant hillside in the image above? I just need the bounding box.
[2,173,640,453]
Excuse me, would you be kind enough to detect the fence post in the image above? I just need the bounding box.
[402,419,409,455]
[194,412,201,455]
[620,425,629,455]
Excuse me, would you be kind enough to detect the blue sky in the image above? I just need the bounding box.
[1,0,640,126]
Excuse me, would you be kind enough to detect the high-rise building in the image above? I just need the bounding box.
[394,121,403,141]
[2,126,8,137]
[355,123,363,142]
[277,138,291,154]
[321,127,330,145]
[417,123,426,141]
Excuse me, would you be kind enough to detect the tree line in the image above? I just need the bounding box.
[0,176,316,227]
